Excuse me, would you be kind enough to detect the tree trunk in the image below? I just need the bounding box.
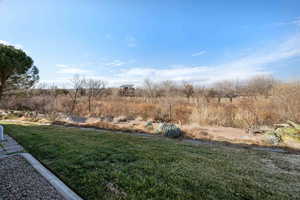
[205,97,210,103]
[0,85,3,101]
[0,79,6,101]
[88,96,91,113]
[70,90,79,115]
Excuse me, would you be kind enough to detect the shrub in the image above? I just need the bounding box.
[156,123,182,138]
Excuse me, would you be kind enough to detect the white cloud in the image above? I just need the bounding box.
[192,50,206,56]
[37,78,70,87]
[47,33,300,87]
[55,59,132,77]
[111,65,267,86]
[106,33,300,86]
[290,17,300,26]
[56,64,92,74]
[126,36,137,47]
[0,40,24,50]
[104,60,126,67]
[277,17,300,27]
[0,40,9,45]
[56,64,69,68]
[57,68,92,74]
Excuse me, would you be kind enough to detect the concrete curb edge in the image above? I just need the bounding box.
[20,153,83,200]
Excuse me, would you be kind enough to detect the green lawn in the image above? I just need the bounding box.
[2,121,300,200]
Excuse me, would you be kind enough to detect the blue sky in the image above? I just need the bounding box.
[0,0,300,86]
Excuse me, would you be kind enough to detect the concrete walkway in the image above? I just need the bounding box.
[0,135,24,159]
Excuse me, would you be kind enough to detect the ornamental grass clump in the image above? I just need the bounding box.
[156,123,182,138]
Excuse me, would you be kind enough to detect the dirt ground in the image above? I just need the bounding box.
[181,124,265,144]
[75,117,266,146]
[79,117,300,150]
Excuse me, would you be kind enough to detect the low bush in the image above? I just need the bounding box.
[156,123,182,138]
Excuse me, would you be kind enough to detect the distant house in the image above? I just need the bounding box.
[119,84,135,96]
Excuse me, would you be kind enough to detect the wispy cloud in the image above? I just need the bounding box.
[55,64,92,74]
[106,33,300,86]
[291,17,300,26]
[57,68,92,74]
[104,60,126,67]
[276,17,300,27]
[56,64,69,68]
[192,50,206,56]
[55,58,133,76]
[126,36,137,47]
[48,33,300,87]
[111,65,267,86]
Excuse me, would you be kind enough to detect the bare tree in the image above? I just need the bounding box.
[182,82,194,99]
[200,87,219,103]
[32,82,50,96]
[246,75,275,98]
[69,75,85,115]
[84,79,106,113]
[159,80,177,97]
[143,79,157,98]
[213,80,238,102]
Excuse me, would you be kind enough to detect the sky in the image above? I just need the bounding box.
[0,0,300,87]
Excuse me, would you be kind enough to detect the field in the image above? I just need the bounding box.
[2,80,300,148]
[2,120,300,200]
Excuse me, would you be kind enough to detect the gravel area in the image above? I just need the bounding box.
[0,155,65,200]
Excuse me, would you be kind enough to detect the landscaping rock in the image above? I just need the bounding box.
[113,116,127,123]
[264,132,281,145]
[247,125,273,135]
[86,117,102,123]
[103,116,114,122]
[135,116,143,121]
[67,116,87,123]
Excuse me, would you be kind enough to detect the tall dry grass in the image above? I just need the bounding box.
[1,81,299,129]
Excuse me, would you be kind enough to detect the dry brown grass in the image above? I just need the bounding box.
[2,81,300,129]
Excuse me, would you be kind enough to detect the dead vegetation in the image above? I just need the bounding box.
[1,76,300,147]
